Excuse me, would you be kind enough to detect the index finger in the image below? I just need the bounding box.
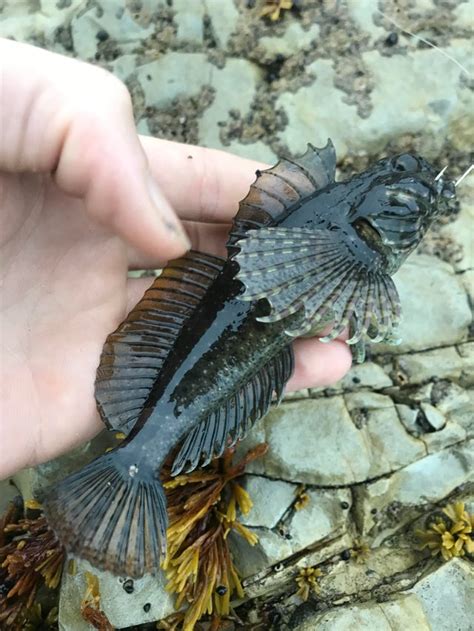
[140,136,266,224]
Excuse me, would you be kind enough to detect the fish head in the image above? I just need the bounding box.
[347,153,457,274]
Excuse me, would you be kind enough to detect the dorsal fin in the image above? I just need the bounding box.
[227,139,336,250]
[171,344,294,475]
[95,251,225,434]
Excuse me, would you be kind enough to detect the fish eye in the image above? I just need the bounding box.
[392,154,420,173]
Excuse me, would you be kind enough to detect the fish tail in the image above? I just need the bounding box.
[42,449,167,578]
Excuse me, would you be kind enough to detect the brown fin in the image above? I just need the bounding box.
[235,226,401,343]
[95,251,225,433]
[42,450,167,578]
[227,140,336,250]
[171,345,294,475]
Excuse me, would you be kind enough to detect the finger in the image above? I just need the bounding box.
[140,136,267,223]
[0,38,189,260]
[126,278,352,389]
[127,221,232,269]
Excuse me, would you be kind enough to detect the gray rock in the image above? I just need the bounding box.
[0,478,20,515]
[257,23,319,62]
[240,475,297,529]
[345,0,387,42]
[204,0,239,49]
[338,361,393,391]
[409,559,474,631]
[421,420,467,454]
[137,52,211,108]
[173,0,204,45]
[198,58,261,148]
[71,4,153,60]
[395,344,474,384]
[440,187,474,272]
[377,255,471,354]
[59,558,173,630]
[294,593,429,631]
[344,391,394,411]
[396,404,420,435]
[261,397,425,486]
[234,487,351,577]
[356,440,474,537]
[420,402,446,431]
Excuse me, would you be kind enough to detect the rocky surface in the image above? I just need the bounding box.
[1,1,473,630]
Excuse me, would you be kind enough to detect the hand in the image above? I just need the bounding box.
[0,40,351,479]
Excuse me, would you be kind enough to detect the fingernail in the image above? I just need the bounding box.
[146,173,191,248]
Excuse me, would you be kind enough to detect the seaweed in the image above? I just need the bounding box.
[0,498,64,628]
[161,444,268,631]
[416,501,474,561]
[294,567,322,602]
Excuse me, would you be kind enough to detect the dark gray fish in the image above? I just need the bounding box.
[42,141,456,577]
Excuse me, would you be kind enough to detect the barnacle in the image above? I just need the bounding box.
[351,538,370,564]
[260,0,293,21]
[0,499,65,628]
[162,444,268,631]
[294,485,310,511]
[295,567,322,601]
[416,501,474,561]
[80,571,113,631]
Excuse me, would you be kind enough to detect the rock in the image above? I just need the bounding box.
[396,404,420,435]
[59,558,174,630]
[409,559,474,631]
[226,139,276,164]
[204,0,239,49]
[360,45,473,157]
[355,440,474,537]
[198,58,261,148]
[173,0,204,45]
[293,593,429,631]
[233,487,352,577]
[257,22,319,62]
[440,189,474,272]
[0,478,20,515]
[344,391,394,411]
[136,52,211,108]
[394,344,474,384]
[260,396,426,486]
[71,4,154,60]
[345,0,387,42]
[240,475,297,529]
[376,255,471,354]
[276,59,359,157]
[420,403,446,431]
[338,361,393,391]
[421,420,467,454]
[278,45,473,158]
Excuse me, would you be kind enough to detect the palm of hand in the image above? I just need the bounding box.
[1,173,128,474]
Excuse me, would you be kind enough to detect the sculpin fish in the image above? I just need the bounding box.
[43,141,456,577]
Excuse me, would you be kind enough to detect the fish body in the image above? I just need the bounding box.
[43,141,456,577]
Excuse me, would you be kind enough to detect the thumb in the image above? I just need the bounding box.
[0,38,190,259]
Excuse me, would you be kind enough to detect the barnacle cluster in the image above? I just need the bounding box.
[294,485,310,511]
[260,0,293,21]
[162,444,267,631]
[416,501,474,561]
[294,567,322,601]
[350,538,370,564]
[0,498,64,628]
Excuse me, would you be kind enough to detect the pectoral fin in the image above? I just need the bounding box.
[234,226,401,344]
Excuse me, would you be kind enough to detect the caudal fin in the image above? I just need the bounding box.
[42,451,167,578]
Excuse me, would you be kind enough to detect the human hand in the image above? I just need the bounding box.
[0,39,351,478]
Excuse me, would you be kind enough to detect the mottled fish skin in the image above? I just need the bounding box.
[42,141,456,577]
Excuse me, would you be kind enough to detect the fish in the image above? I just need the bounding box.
[42,140,456,577]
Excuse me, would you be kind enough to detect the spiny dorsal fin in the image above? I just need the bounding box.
[171,344,294,475]
[235,226,401,343]
[95,251,225,433]
[227,139,336,249]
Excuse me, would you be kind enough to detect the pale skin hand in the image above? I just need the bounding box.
[0,39,352,479]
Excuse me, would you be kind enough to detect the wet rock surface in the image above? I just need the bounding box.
[1,0,473,629]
